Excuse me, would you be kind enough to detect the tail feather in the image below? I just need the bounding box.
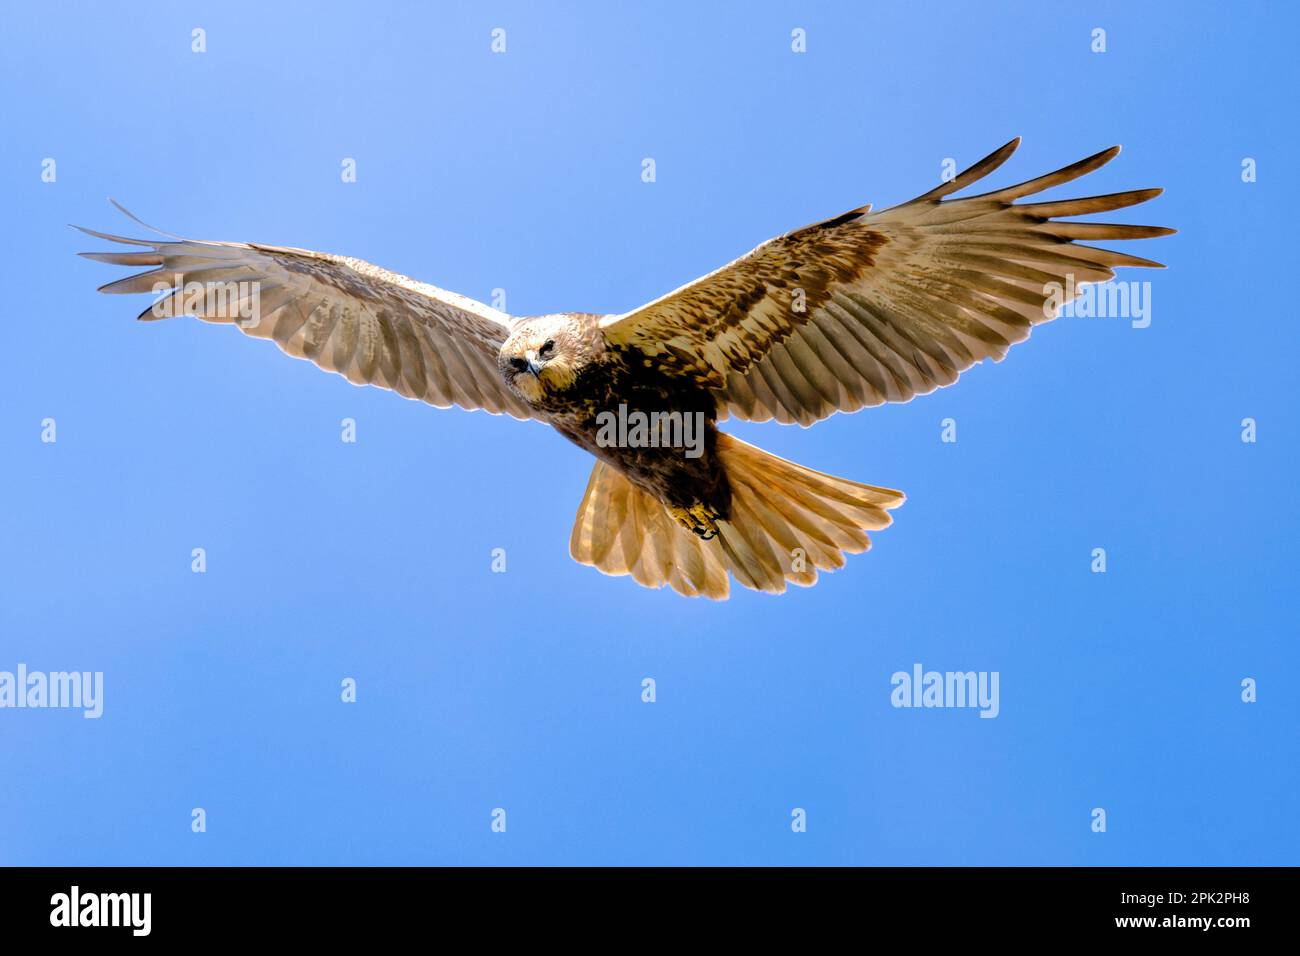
[713,433,902,592]
[743,476,850,566]
[569,432,905,599]
[570,461,731,598]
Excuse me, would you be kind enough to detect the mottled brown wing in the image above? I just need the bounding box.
[600,138,1173,425]
[77,208,533,420]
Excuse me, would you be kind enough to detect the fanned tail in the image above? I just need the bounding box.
[569,432,904,598]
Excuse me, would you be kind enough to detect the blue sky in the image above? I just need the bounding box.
[1,0,1296,865]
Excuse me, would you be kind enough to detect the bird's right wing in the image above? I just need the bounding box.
[77,207,534,420]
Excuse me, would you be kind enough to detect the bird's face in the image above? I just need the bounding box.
[499,314,592,404]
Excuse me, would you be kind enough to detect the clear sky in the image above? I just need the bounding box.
[1,0,1296,865]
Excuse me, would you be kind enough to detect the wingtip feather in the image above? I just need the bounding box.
[109,199,183,240]
[911,136,1023,204]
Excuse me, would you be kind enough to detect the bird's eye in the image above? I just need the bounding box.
[540,339,555,357]
[509,357,529,372]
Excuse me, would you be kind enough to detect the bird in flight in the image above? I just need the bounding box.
[79,138,1171,599]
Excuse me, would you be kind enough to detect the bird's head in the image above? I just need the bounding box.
[499,313,599,403]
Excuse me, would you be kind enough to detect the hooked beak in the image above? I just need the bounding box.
[526,350,542,377]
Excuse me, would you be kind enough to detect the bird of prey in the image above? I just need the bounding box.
[78,138,1171,599]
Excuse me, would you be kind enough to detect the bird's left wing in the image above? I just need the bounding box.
[77,209,534,420]
[600,138,1173,425]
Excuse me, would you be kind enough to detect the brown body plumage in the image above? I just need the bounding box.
[499,313,733,536]
[78,138,1173,598]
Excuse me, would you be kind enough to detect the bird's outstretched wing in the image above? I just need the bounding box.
[77,207,533,420]
[600,138,1173,426]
